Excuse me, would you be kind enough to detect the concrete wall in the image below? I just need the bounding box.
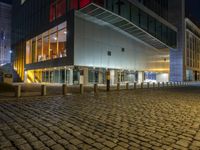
[74,14,169,73]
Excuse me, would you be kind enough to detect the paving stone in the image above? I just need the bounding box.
[1,88,200,149]
[176,139,190,147]
[51,144,65,150]
[192,141,200,147]
[31,141,46,149]
[103,140,117,148]
[17,143,32,150]
[69,138,83,145]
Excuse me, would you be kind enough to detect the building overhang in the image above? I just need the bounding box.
[79,3,173,50]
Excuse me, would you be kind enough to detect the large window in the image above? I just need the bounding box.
[26,22,67,64]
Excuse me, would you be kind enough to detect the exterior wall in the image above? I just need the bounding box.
[74,15,169,72]
[185,19,200,81]
[0,2,12,65]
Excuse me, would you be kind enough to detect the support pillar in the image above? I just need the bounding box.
[138,71,144,83]
[106,70,110,92]
[69,69,73,85]
[83,68,88,85]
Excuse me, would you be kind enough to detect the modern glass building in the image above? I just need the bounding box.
[13,0,194,84]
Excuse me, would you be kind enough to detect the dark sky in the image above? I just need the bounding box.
[186,0,200,23]
[0,0,12,4]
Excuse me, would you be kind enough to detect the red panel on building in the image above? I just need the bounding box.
[80,0,92,8]
[50,0,56,22]
[70,0,78,10]
[56,0,66,18]
[50,0,66,22]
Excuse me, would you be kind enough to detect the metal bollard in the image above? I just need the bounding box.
[166,82,169,87]
[62,84,67,95]
[162,82,164,88]
[147,82,150,88]
[174,82,176,87]
[41,85,46,96]
[158,82,160,88]
[153,82,155,88]
[15,85,21,98]
[80,84,84,94]
[170,82,172,87]
[94,84,98,93]
[141,82,143,89]
[126,83,129,90]
[117,83,120,91]
[134,82,137,89]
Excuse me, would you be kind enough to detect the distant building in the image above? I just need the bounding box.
[0,1,12,66]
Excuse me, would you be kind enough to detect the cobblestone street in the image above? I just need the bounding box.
[1,87,200,150]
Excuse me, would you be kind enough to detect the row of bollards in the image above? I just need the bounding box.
[14,81,189,97]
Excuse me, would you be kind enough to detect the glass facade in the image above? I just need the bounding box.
[26,22,67,64]
[104,0,177,48]
[137,0,169,20]
[27,67,71,84]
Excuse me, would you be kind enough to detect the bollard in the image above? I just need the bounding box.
[158,82,160,88]
[134,82,137,89]
[126,83,129,90]
[153,82,155,88]
[141,82,143,89]
[41,85,46,96]
[80,84,84,94]
[147,82,150,88]
[174,82,176,87]
[170,82,172,87]
[62,84,67,95]
[162,82,165,88]
[15,85,21,98]
[94,84,98,93]
[166,82,169,87]
[117,83,120,91]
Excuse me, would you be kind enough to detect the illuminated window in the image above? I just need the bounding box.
[26,22,67,64]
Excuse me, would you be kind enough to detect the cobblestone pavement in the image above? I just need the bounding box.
[1,87,200,150]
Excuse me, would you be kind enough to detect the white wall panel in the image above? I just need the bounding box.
[74,15,169,72]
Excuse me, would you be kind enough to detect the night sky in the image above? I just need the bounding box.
[0,0,12,4]
[186,0,200,23]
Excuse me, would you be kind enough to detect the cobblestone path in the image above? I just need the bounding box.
[1,87,200,150]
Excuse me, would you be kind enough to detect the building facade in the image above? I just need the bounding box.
[185,18,200,81]
[0,1,12,66]
[12,0,192,84]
